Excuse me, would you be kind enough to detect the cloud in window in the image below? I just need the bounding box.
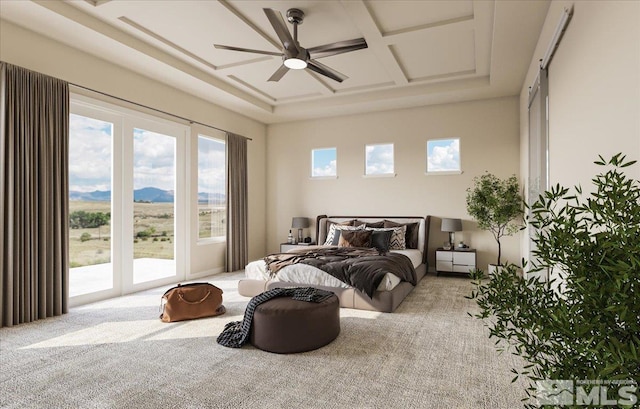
[366,144,394,175]
[312,148,337,177]
[198,137,225,194]
[313,159,337,177]
[133,128,175,191]
[69,114,112,192]
[428,139,460,172]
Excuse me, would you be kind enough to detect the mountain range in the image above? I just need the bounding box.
[70,187,225,203]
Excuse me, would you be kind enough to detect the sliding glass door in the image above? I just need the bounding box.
[69,96,187,305]
[68,112,116,297]
[132,127,177,284]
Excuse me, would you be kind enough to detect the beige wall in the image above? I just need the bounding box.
[519,1,640,262]
[267,97,521,271]
[0,20,268,272]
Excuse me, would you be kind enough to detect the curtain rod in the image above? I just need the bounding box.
[70,83,253,141]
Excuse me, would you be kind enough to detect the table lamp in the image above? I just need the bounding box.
[291,217,310,244]
[441,218,462,249]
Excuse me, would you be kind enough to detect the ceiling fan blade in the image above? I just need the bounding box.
[307,60,348,83]
[268,65,290,82]
[308,38,368,59]
[263,8,297,54]
[214,44,282,57]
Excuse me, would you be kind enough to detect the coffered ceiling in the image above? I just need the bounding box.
[0,0,550,124]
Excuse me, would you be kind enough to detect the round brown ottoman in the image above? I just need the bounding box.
[250,294,340,354]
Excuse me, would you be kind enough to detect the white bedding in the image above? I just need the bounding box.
[244,249,423,292]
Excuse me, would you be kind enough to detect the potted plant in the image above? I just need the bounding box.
[466,173,523,272]
[468,154,640,407]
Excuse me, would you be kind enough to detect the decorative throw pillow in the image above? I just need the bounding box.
[369,229,393,252]
[338,230,372,248]
[384,221,419,249]
[368,226,406,250]
[324,223,364,245]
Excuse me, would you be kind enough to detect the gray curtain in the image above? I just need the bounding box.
[0,62,69,327]
[225,132,248,272]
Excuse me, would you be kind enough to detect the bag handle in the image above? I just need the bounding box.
[178,290,211,304]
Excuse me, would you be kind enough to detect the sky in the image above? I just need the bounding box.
[69,114,226,194]
[312,148,337,177]
[69,114,112,192]
[366,144,394,175]
[427,138,460,172]
[198,136,225,194]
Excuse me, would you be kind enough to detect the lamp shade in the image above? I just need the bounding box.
[441,218,462,232]
[291,217,310,229]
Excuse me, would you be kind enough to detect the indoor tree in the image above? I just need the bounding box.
[466,173,523,266]
[469,154,640,408]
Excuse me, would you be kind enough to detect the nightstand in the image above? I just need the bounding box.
[280,243,315,252]
[436,248,476,275]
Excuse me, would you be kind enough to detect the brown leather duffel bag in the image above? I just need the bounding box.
[160,282,226,323]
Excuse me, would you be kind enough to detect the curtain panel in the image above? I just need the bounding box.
[225,133,248,272]
[0,62,69,327]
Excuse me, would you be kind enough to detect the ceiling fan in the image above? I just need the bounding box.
[214,8,368,83]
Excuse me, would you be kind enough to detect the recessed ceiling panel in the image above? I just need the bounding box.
[391,29,476,81]
[366,0,473,34]
[318,49,392,91]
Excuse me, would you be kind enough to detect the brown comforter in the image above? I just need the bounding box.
[264,247,417,298]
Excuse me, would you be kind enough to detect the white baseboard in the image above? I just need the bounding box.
[187,266,225,280]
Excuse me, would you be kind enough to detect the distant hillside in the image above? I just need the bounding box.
[70,188,225,203]
[134,187,174,203]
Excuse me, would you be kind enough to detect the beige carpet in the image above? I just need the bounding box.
[0,271,527,409]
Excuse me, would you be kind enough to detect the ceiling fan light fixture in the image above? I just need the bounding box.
[284,58,307,70]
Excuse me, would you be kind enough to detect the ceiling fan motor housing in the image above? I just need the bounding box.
[286,8,304,25]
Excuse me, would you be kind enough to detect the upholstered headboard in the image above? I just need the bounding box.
[315,215,431,265]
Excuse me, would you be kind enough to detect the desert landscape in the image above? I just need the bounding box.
[69,200,225,268]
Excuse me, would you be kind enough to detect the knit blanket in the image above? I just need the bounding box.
[264,247,416,298]
[217,287,335,348]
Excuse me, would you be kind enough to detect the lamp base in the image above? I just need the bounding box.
[449,232,456,249]
[297,229,303,244]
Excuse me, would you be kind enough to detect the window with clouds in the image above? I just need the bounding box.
[311,147,337,178]
[198,135,226,239]
[365,143,394,176]
[426,138,461,174]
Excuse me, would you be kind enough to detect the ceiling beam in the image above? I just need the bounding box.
[340,0,408,86]
[380,15,475,44]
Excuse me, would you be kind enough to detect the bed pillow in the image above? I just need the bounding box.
[384,221,419,249]
[368,226,406,250]
[338,230,372,248]
[353,220,385,228]
[369,229,393,252]
[324,223,364,245]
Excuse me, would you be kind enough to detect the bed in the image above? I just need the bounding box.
[238,215,431,312]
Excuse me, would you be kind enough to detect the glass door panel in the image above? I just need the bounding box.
[132,128,176,284]
[68,114,113,296]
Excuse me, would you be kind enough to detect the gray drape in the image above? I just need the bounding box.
[0,62,69,327]
[225,133,248,272]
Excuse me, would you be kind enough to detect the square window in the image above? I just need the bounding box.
[365,143,394,176]
[311,148,337,178]
[426,138,461,174]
